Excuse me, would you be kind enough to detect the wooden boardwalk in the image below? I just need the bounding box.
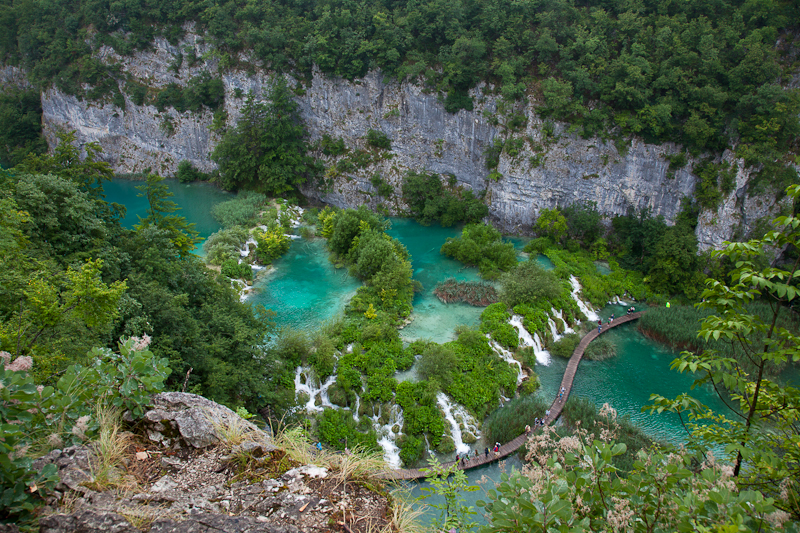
[381,311,644,481]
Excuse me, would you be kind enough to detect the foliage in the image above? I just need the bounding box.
[440,223,517,280]
[220,258,252,280]
[153,72,224,113]
[211,192,267,228]
[203,226,249,266]
[395,381,446,464]
[175,160,211,183]
[401,171,487,227]
[317,408,380,452]
[483,394,548,445]
[0,88,47,168]
[135,172,201,256]
[365,129,391,150]
[647,184,800,516]
[253,226,291,264]
[0,338,169,526]
[480,303,519,350]
[420,457,479,532]
[499,260,561,309]
[417,344,457,389]
[561,202,603,247]
[369,174,393,197]
[478,429,788,532]
[534,208,568,243]
[550,332,580,359]
[212,80,320,195]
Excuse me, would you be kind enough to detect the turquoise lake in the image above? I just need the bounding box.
[105,178,744,524]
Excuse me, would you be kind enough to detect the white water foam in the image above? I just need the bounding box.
[508,315,552,365]
[437,393,475,455]
[371,404,404,468]
[488,337,525,384]
[240,238,257,258]
[293,367,337,412]
[569,276,599,321]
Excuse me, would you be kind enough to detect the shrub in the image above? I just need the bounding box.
[440,223,517,280]
[221,258,253,280]
[402,171,488,226]
[550,332,580,358]
[480,303,519,350]
[366,129,392,150]
[253,227,291,264]
[483,395,548,444]
[203,226,249,265]
[499,260,562,308]
[0,338,170,526]
[211,192,267,228]
[175,160,210,183]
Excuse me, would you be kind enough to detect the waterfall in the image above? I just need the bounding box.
[508,314,551,366]
[569,276,599,321]
[373,404,403,468]
[555,309,574,335]
[293,367,337,412]
[488,337,525,384]
[240,238,257,258]
[437,393,474,455]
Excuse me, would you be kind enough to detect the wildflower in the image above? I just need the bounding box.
[47,433,64,448]
[130,334,152,351]
[4,356,33,372]
[71,415,91,441]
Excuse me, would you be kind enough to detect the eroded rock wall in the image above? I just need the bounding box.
[35,33,787,249]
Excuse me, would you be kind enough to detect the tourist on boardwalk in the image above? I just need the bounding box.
[525,424,531,434]
[485,447,489,458]
[610,313,614,322]
[474,449,479,459]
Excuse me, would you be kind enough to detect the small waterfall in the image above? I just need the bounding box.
[351,393,361,422]
[240,238,257,258]
[547,317,562,343]
[437,393,473,455]
[532,333,551,365]
[488,337,524,385]
[508,315,551,365]
[569,276,599,322]
[555,309,574,335]
[293,367,336,412]
[373,404,403,468]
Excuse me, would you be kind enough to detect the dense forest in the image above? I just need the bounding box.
[1,0,799,189]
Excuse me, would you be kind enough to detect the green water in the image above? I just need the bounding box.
[247,238,362,332]
[104,179,234,251]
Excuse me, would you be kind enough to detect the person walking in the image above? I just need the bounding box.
[485,447,489,458]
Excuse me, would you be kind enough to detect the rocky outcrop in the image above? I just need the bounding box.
[134,392,267,449]
[37,393,390,533]
[36,32,789,249]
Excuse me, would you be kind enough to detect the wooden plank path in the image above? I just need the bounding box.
[380,311,645,481]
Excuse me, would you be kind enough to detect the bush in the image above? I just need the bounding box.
[0,338,170,525]
[499,260,562,308]
[253,227,291,264]
[480,303,519,350]
[550,332,580,358]
[584,336,616,360]
[175,160,210,183]
[366,129,391,150]
[402,171,487,226]
[440,223,517,279]
[483,395,548,445]
[211,192,267,228]
[203,226,249,265]
[317,409,380,452]
[221,258,253,280]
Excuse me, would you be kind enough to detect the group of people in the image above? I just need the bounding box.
[626,306,636,314]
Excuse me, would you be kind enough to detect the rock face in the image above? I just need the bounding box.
[35,32,790,249]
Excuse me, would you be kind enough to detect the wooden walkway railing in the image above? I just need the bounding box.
[381,311,644,481]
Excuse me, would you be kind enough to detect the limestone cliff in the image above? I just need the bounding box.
[32,33,789,250]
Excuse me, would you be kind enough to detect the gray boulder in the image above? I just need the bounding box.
[138,392,263,449]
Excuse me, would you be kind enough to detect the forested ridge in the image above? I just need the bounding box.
[1,0,799,180]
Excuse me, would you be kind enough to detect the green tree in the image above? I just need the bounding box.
[648,184,800,516]
[535,207,568,243]
[135,172,200,256]
[212,79,319,194]
[421,457,479,531]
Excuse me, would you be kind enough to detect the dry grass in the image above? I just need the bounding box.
[117,504,172,531]
[382,490,426,533]
[209,412,261,449]
[84,406,138,493]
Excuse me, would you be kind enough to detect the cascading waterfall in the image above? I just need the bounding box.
[293,367,337,412]
[373,404,404,468]
[488,338,525,384]
[240,238,257,257]
[437,392,474,455]
[508,315,551,365]
[569,276,599,321]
